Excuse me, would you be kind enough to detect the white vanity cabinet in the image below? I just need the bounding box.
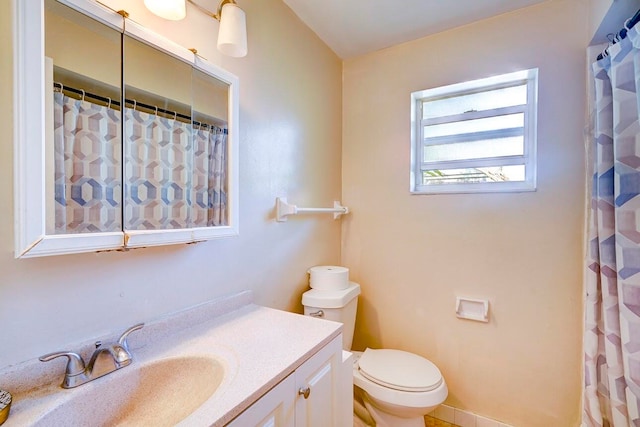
[0,299,348,426]
[228,335,348,427]
[227,374,296,427]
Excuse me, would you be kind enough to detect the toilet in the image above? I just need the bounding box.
[302,282,448,427]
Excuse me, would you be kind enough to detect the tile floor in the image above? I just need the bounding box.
[428,404,512,427]
[425,415,461,427]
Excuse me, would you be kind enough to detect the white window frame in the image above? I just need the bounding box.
[410,69,538,194]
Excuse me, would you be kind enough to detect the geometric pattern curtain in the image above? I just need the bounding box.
[54,94,228,233]
[583,23,640,427]
[124,108,193,230]
[53,92,121,233]
[123,108,228,230]
[193,125,228,227]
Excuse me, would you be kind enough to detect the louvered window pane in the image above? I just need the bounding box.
[422,165,526,185]
[423,136,524,162]
[422,84,527,119]
[423,113,524,139]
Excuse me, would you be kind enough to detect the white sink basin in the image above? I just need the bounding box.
[34,356,225,426]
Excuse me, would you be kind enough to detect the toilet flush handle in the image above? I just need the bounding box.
[309,310,324,318]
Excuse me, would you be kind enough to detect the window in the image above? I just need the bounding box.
[410,69,538,194]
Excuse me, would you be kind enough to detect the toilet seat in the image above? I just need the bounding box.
[352,350,448,409]
[357,348,443,392]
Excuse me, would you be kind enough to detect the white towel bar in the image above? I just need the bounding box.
[276,197,349,222]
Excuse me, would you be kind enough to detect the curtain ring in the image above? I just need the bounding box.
[155,106,158,116]
[173,111,177,120]
[132,99,137,110]
[624,18,632,31]
[106,97,111,109]
[55,82,63,93]
[80,89,85,101]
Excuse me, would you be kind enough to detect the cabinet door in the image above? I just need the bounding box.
[295,336,343,427]
[227,374,295,427]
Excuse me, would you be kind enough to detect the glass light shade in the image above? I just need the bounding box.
[144,0,186,20]
[217,3,247,57]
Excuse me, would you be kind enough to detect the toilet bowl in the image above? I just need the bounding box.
[302,282,447,427]
[353,349,447,426]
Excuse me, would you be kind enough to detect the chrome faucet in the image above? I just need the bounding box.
[39,323,144,389]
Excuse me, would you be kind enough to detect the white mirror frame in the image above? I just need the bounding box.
[13,0,240,258]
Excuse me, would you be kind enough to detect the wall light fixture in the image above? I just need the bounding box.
[144,0,248,58]
[143,0,186,21]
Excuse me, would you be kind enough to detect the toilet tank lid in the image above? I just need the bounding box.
[358,348,443,392]
[302,282,361,308]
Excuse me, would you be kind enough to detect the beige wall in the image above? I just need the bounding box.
[0,0,342,368]
[342,0,587,426]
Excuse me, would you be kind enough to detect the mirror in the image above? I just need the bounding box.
[45,0,122,235]
[123,35,194,231]
[14,0,239,258]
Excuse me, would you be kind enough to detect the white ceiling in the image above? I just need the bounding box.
[282,0,550,59]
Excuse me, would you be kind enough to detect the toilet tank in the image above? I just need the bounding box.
[302,282,361,350]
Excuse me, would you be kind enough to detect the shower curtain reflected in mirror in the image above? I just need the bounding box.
[123,109,228,230]
[53,92,121,233]
[54,93,228,234]
[194,125,228,227]
[584,22,640,427]
[124,108,192,230]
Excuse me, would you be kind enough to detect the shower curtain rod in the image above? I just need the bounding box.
[597,8,640,60]
[53,82,225,131]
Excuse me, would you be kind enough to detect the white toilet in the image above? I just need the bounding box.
[302,282,448,427]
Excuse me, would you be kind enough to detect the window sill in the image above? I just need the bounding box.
[410,182,537,195]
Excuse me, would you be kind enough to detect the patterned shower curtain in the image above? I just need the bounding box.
[124,108,193,229]
[583,23,640,427]
[193,125,228,227]
[55,94,228,233]
[53,92,121,233]
[123,109,228,229]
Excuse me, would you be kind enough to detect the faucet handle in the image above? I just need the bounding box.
[118,323,144,353]
[39,352,86,376]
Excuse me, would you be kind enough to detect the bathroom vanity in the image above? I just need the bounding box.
[0,291,352,426]
[228,335,348,426]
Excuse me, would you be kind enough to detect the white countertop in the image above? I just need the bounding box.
[0,291,343,426]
